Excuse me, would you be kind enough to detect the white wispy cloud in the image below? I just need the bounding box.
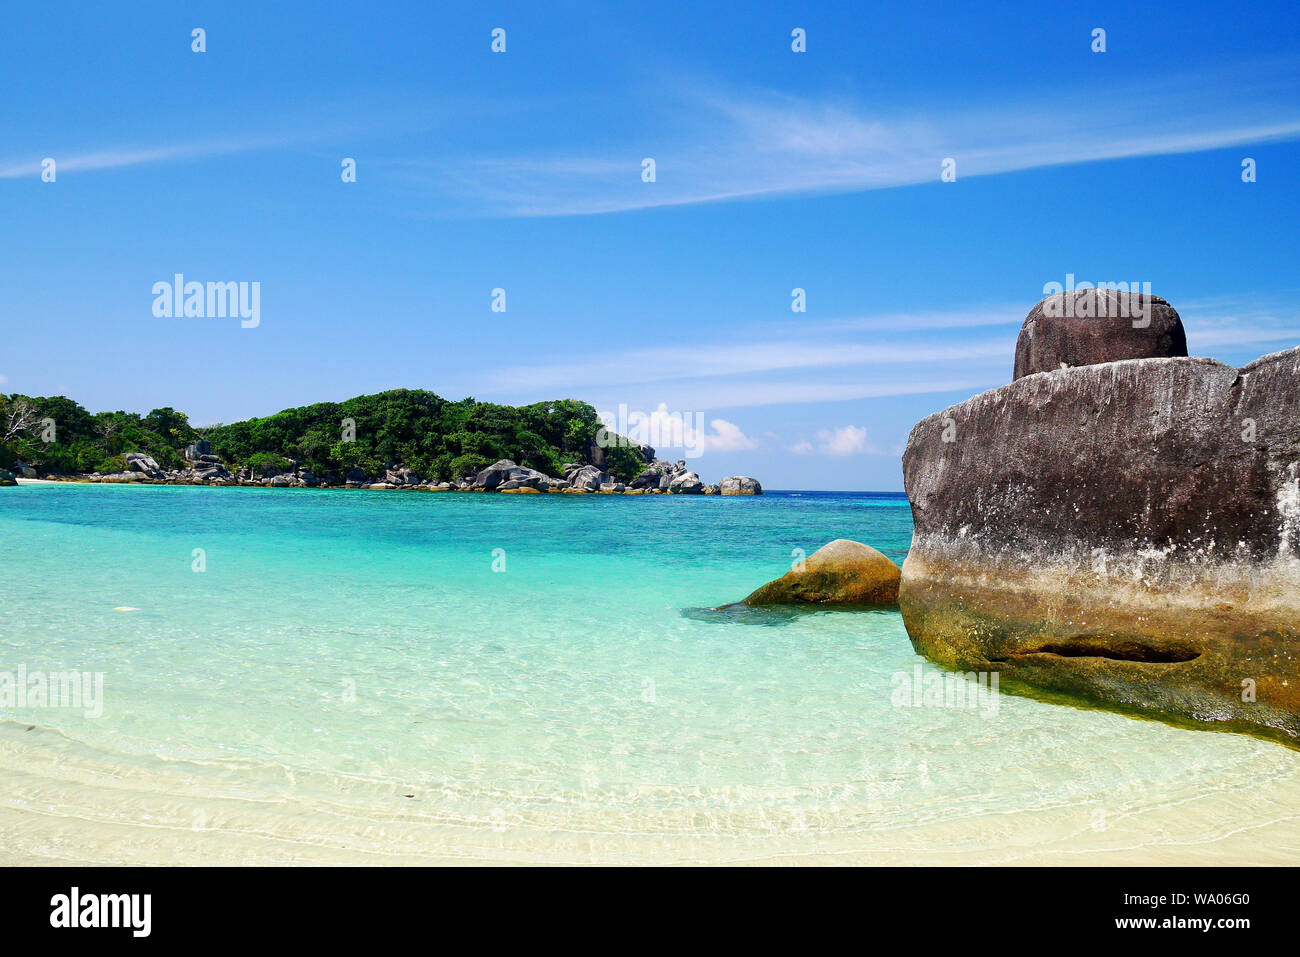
[782,307,1025,335]
[432,62,1300,217]
[1177,295,1300,353]
[487,337,1014,392]
[0,135,306,180]
[478,295,1300,415]
[651,377,1002,411]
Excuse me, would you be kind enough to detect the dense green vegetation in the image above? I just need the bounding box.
[1,390,650,482]
[0,394,197,474]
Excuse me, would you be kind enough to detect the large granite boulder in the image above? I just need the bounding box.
[476,459,552,490]
[720,476,763,495]
[1013,289,1187,379]
[900,345,1300,743]
[123,452,164,479]
[385,467,420,486]
[565,464,610,490]
[744,539,900,606]
[630,467,663,490]
[474,459,518,489]
[0,469,16,486]
[668,471,705,494]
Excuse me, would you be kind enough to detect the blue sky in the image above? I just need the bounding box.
[3,0,1299,490]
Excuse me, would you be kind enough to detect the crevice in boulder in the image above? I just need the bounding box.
[1010,641,1200,663]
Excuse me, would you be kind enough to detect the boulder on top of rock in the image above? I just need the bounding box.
[720,476,763,495]
[475,459,553,490]
[743,539,900,606]
[124,452,161,473]
[123,452,165,479]
[385,467,420,486]
[566,464,611,490]
[474,459,519,489]
[668,471,705,493]
[630,467,662,490]
[1013,288,1186,379]
[902,334,1300,743]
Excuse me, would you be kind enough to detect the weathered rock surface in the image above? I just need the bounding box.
[720,476,763,495]
[474,459,553,490]
[385,467,420,486]
[668,471,705,494]
[744,539,901,606]
[0,469,16,486]
[901,345,1300,743]
[124,452,164,479]
[1013,289,1187,379]
[564,463,611,490]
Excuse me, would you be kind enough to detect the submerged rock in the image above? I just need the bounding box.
[743,539,900,606]
[901,325,1300,742]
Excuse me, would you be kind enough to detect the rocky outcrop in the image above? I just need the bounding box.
[26,443,761,497]
[0,469,16,486]
[1013,288,1187,379]
[183,439,212,461]
[188,454,233,483]
[720,476,763,495]
[668,471,705,494]
[744,539,900,606]
[564,463,612,490]
[124,452,165,480]
[385,467,420,487]
[475,459,553,491]
[901,299,1300,743]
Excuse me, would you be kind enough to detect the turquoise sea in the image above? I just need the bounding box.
[0,482,1297,864]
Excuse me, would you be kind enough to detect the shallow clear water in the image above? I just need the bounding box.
[0,483,1297,864]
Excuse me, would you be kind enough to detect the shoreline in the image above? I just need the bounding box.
[13,475,748,495]
[2,717,1294,867]
[2,482,1296,867]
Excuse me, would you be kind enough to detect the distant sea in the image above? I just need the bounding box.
[0,483,1296,864]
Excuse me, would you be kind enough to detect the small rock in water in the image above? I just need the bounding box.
[741,540,900,607]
